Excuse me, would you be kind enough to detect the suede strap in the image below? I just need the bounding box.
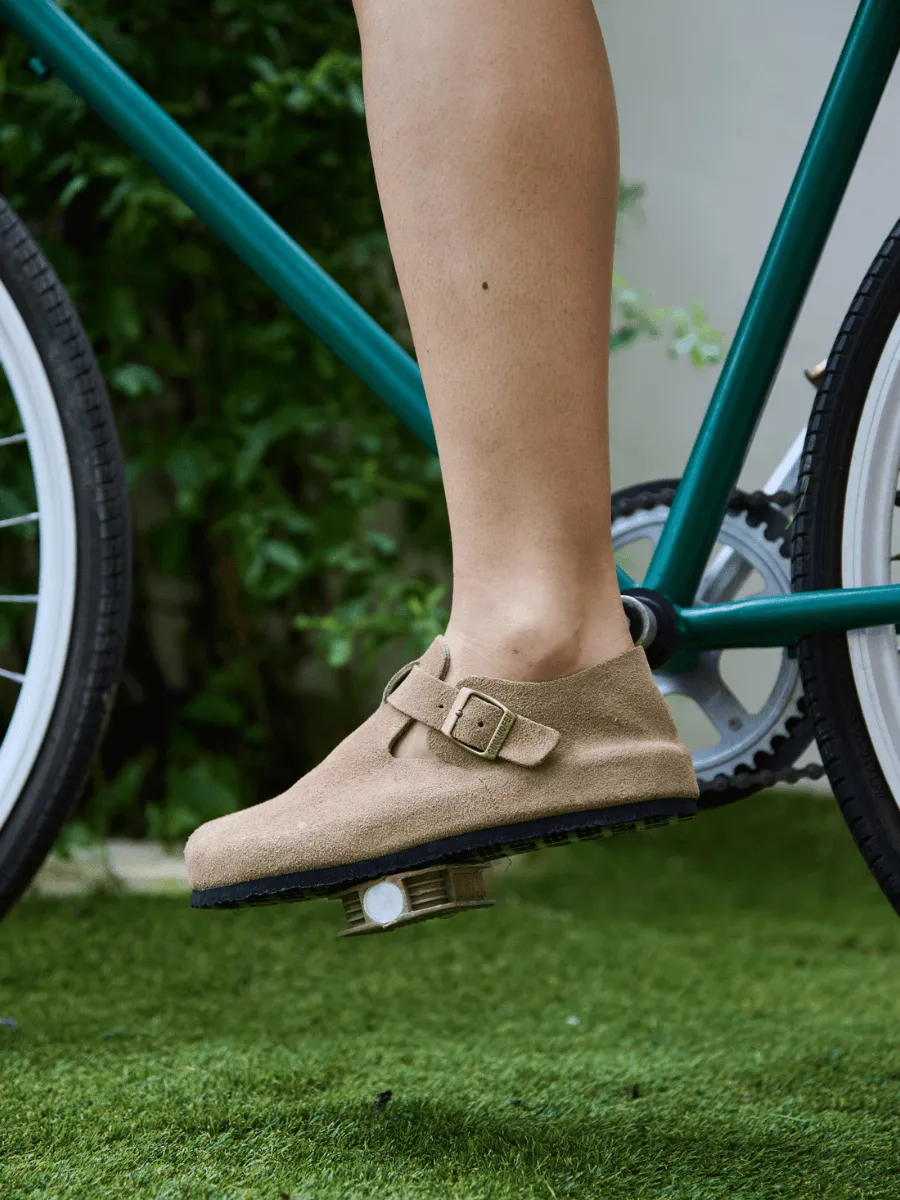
[387,664,560,765]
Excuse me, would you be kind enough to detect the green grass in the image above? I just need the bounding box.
[4,791,900,1199]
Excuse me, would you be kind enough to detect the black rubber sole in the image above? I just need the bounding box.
[190,794,698,910]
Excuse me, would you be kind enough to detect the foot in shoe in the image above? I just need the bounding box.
[392,621,635,759]
[185,632,699,907]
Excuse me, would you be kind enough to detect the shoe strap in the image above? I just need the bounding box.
[386,664,560,765]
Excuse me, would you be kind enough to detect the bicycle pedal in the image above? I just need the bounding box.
[333,863,495,937]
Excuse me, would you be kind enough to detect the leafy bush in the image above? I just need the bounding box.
[0,0,722,845]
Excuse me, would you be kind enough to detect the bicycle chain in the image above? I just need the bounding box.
[612,486,798,520]
[612,485,826,796]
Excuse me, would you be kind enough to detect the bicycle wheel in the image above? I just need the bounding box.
[0,195,131,916]
[794,218,900,917]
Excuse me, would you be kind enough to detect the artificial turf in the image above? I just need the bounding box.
[4,790,900,1199]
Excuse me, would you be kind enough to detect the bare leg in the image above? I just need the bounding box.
[353,0,631,754]
[181,9,701,896]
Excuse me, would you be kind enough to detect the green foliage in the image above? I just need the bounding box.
[611,275,724,365]
[0,1,722,843]
[612,181,724,365]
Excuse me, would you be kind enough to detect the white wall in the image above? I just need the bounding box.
[598,0,900,784]
[601,0,900,492]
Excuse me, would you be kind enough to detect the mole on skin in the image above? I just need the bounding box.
[482,282,489,290]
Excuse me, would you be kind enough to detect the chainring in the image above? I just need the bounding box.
[611,479,815,807]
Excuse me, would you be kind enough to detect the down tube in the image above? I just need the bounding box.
[644,0,900,606]
[0,0,437,452]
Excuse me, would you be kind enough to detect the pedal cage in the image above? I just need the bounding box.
[333,863,495,937]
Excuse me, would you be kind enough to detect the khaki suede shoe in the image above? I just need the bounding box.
[186,633,698,911]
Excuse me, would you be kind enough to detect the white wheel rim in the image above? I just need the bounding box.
[842,313,900,804]
[0,279,77,833]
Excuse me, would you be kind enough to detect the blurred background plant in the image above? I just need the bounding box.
[0,0,723,848]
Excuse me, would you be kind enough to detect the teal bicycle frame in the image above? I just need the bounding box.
[3,0,900,654]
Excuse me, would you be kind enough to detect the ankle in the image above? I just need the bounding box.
[443,608,633,684]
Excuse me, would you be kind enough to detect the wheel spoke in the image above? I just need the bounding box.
[0,432,27,449]
[0,595,38,603]
[0,666,25,684]
[0,511,38,530]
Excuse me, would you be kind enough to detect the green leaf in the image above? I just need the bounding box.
[110,363,164,397]
[610,327,640,353]
[364,530,396,556]
[261,539,305,574]
[285,85,313,113]
[347,81,365,116]
[58,173,89,209]
[52,819,97,858]
[326,634,354,669]
[165,444,223,512]
[248,55,280,84]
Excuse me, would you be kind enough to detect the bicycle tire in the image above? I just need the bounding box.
[0,194,131,916]
[793,218,900,916]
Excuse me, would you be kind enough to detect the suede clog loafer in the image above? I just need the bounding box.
[185,633,699,927]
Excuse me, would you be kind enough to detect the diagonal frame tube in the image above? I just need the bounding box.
[0,0,438,453]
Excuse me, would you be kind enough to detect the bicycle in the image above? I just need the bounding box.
[1,0,900,923]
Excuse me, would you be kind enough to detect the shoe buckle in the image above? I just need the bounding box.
[440,687,517,760]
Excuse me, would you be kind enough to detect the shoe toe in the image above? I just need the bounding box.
[184,807,259,892]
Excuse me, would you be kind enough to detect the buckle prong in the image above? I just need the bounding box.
[440,687,516,760]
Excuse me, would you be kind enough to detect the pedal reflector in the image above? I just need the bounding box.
[334,863,495,937]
